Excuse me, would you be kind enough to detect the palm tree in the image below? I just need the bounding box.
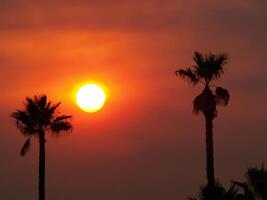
[247,165,267,200]
[188,182,239,200]
[233,181,255,200]
[176,52,230,188]
[234,165,267,200]
[11,95,72,200]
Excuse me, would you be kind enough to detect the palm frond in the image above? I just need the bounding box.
[25,96,40,119]
[193,93,204,115]
[193,87,217,118]
[193,51,205,69]
[208,53,228,80]
[42,102,60,126]
[46,102,51,110]
[11,110,37,135]
[53,115,72,123]
[216,53,228,65]
[51,121,72,135]
[233,181,255,200]
[247,165,267,199]
[21,126,38,135]
[46,102,61,118]
[193,52,228,84]
[191,181,241,200]
[215,87,230,106]
[176,68,199,85]
[11,110,30,127]
[38,95,47,111]
[224,184,239,200]
[20,138,31,156]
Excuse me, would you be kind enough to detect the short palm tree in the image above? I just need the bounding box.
[188,182,239,200]
[234,165,267,200]
[11,95,72,200]
[176,52,230,188]
[247,165,267,199]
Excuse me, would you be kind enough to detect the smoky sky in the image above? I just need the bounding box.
[0,0,267,200]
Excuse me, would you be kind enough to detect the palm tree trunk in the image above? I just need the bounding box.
[205,116,215,187]
[39,130,45,200]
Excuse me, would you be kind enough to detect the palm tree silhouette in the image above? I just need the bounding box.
[233,181,255,200]
[176,52,230,188]
[11,95,72,200]
[189,182,239,200]
[234,165,267,200]
[247,165,267,200]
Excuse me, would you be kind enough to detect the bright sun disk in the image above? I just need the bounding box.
[76,84,106,113]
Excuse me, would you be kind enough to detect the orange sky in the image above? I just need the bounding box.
[1,1,267,199]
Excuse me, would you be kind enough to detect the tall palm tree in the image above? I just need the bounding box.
[176,52,230,188]
[11,95,72,200]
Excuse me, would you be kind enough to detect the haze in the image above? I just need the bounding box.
[1,1,267,199]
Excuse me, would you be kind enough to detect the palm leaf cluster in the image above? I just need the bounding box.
[189,182,239,200]
[190,166,267,200]
[247,165,267,199]
[193,86,230,119]
[176,51,230,119]
[11,95,72,156]
[234,165,267,200]
[176,52,227,85]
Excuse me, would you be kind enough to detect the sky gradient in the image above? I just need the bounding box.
[1,1,267,199]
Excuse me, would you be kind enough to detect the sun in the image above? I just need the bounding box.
[76,84,106,113]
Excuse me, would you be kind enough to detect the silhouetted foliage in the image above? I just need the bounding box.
[189,165,267,200]
[234,165,267,200]
[233,181,255,200]
[215,87,230,106]
[176,51,230,187]
[188,182,239,200]
[11,95,72,200]
[20,138,31,156]
[247,165,267,199]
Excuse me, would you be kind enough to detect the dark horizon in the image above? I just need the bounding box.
[1,0,267,199]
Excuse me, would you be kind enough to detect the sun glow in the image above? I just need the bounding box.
[76,84,106,113]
